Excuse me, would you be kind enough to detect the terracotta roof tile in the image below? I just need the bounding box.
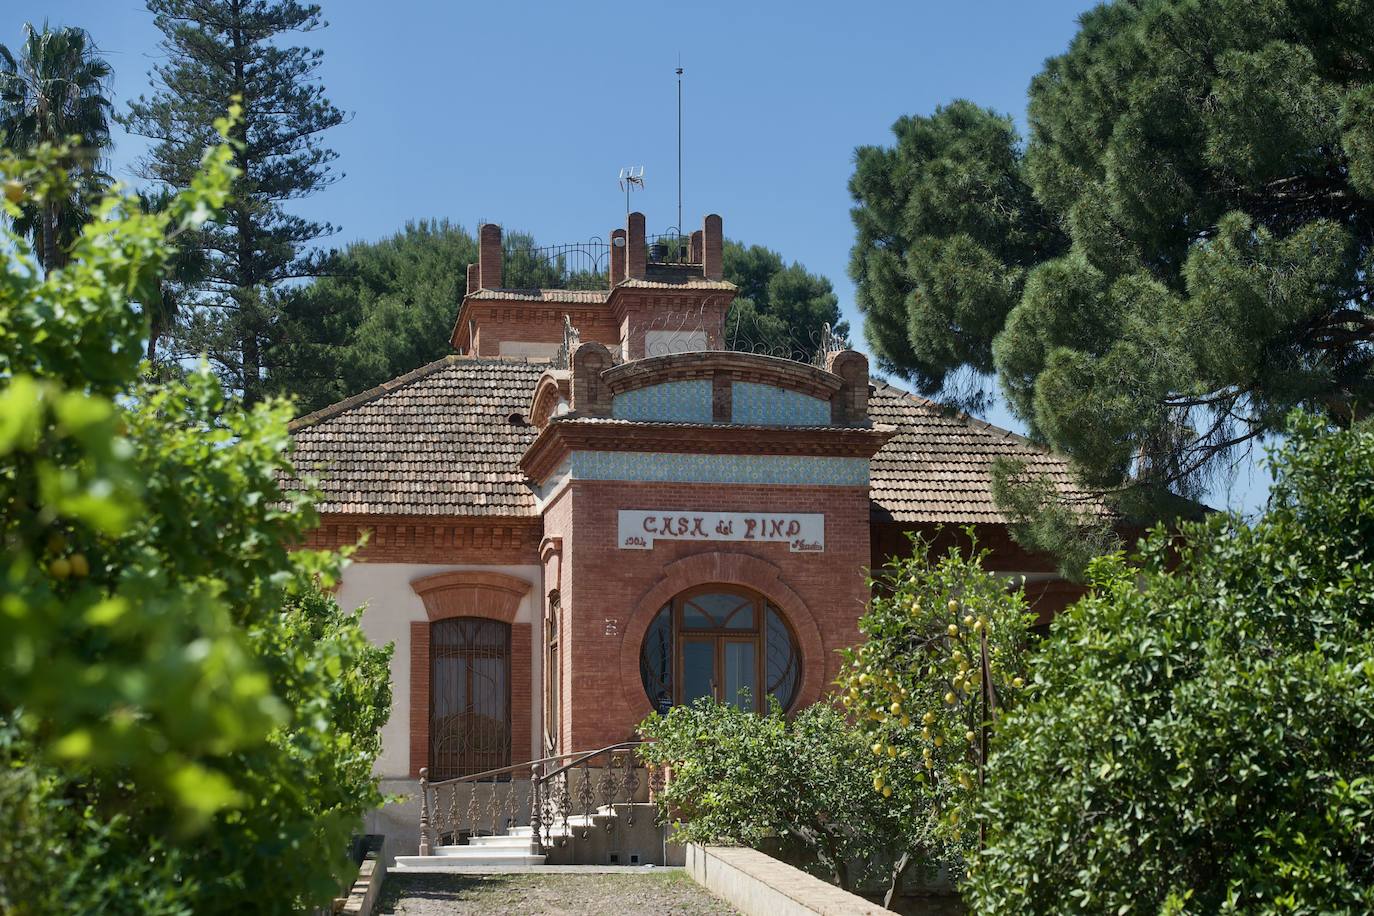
[868,381,1099,523]
[286,356,544,517]
[284,360,1099,524]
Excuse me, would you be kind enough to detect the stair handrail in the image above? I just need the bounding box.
[417,740,653,855]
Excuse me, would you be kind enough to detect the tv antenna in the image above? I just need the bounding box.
[618,166,645,214]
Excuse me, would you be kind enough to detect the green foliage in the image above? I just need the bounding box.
[0,22,113,270]
[838,539,1032,877]
[967,415,1374,914]
[0,136,391,912]
[638,700,900,892]
[271,224,850,415]
[121,0,344,402]
[851,0,1374,532]
[269,221,574,413]
[722,240,849,361]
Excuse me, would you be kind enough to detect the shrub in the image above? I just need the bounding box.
[638,700,902,893]
[968,415,1374,914]
[0,130,391,913]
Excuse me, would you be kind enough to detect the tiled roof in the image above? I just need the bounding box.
[466,288,610,304]
[868,381,1097,524]
[286,356,544,517]
[284,358,1097,524]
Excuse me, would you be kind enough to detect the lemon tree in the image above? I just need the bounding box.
[838,537,1033,877]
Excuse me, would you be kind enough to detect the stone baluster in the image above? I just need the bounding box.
[418,768,431,856]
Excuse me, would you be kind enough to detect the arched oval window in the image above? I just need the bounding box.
[639,586,801,714]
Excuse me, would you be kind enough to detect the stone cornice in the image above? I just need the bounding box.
[519,419,895,483]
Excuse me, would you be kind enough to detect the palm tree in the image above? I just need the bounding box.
[0,22,112,270]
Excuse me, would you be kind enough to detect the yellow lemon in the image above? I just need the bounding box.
[933,735,944,748]
[944,692,956,705]
[872,742,884,756]
[1012,677,1025,689]
[882,786,893,798]
[69,553,89,578]
[49,557,72,580]
[947,624,959,637]
[947,599,960,614]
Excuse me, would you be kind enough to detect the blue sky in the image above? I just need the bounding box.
[10,0,1274,511]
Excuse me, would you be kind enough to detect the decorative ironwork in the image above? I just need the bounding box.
[598,760,619,832]
[552,315,581,370]
[466,780,480,836]
[414,741,651,856]
[430,618,511,781]
[646,228,692,264]
[623,752,640,826]
[809,321,851,368]
[505,237,609,290]
[577,762,595,839]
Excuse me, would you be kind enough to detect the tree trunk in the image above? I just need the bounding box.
[42,201,60,271]
[883,850,912,910]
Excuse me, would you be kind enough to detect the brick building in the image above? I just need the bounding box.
[288,211,1089,851]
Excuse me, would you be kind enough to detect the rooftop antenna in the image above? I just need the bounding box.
[618,166,645,214]
[676,58,684,236]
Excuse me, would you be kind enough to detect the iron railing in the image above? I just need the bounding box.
[416,741,658,855]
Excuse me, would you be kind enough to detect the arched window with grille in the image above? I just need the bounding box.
[429,617,511,779]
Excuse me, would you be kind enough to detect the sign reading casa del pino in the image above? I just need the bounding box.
[284,209,1094,860]
[618,510,824,551]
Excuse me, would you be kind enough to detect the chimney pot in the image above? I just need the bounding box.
[479,223,503,289]
[702,214,723,281]
[466,263,479,296]
[609,228,627,286]
[626,212,647,280]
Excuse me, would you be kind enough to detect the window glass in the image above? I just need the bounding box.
[638,589,802,714]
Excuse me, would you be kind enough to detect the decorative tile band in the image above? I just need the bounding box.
[731,381,830,426]
[612,380,713,423]
[567,451,869,486]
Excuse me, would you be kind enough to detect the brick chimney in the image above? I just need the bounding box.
[466,263,479,296]
[690,229,703,264]
[479,223,503,289]
[626,212,647,280]
[609,228,627,286]
[702,214,723,281]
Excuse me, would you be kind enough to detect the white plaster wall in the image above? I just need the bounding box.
[336,562,544,778]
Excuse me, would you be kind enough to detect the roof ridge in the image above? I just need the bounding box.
[288,354,544,432]
[871,379,1054,456]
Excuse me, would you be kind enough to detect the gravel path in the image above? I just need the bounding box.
[377,871,740,916]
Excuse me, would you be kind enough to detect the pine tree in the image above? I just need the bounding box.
[121,0,343,401]
[851,0,1374,556]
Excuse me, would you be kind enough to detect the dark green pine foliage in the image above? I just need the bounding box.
[851,0,1374,521]
[272,224,848,415]
[723,240,849,362]
[121,0,343,403]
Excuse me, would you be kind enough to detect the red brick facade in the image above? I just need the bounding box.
[545,480,872,751]
[293,208,1095,783]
